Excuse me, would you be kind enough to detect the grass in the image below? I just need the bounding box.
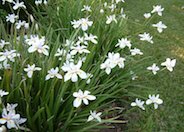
[123,0,184,131]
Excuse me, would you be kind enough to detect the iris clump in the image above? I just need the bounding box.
[0,0,177,131]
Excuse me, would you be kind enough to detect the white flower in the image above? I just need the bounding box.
[55,48,66,56]
[146,94,163,109]
[131,98,145,110]
[108,52,124,68]
[6,14,18,24]
[6,104,18,112]
[87,111,102,122]
[24,64,41,78]
[61,61,71,70]
[84,33,98,44]
[15,20,26,29]
[161,58,176,72]
[152,21,167,33]
[101,52,125,74]
[70,45,90,55]
[147,63,160,75]
[100,59,112,75]
[130,48,143,56]
[43,0,48,5]
[106,15,117,24]
[71,20,81,29]
[81,5,92,12]
[0,104,26,129]
[13,0,26,10]
[144,13,151,19]
[76,36,88,45]
[2,0,13,4]
[151,5,164,16]
[0,40,10,48]
[45,67,62,80]
[108,4,116,12]
[71,18,93,31]
[139,32,153,44]
[0,90,9,97]
[0,50,18,62]
[107,52,126,69]
[115,38,132,49]
[104,2,107,7]
[0,60,10,69]
[64,39,75,47]
[24,22,29,29]
[66,53,74,62]
[80,18,93,31]
[73,89,96,108]
[62,61,87,82]
[115,0,125,3]
[0,109,19,129]
[54,48,67,60]
[35,0,42,5]
[26,35,49,56]
[100,9,104,13]
[116,57,126,68]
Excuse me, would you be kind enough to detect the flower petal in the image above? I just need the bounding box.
[71,73,78,82]
[146,99,152,105]
[73,98,82,108]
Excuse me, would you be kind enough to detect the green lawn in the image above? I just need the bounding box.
[124,0,184,131]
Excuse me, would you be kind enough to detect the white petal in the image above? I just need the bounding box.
[81,24,88,31]
[0,119,7,124]
[0,56,6,62]
[171,59,176,67]
[43,49,49,56]
[7,120,16,129]
[167,67,173,72]
[154,103,158,109]
[105,68,111,74]
[64,73,72,82]
[146,99,152,105]
[96,112,102,117]
[35,67,41,71]
[70,50,77,55]
[131,102,136,106]
[73,92,79,97]
[141,106,145,110]
[45,74,51,80]
[77,60,82,68]
[27,71,33,78]
[28,46,36,53]
[73,98,82,108]
[156,99,163,104]
[56,74,63,79]
[87,115,94,122]
[71,73,78,82]
[78,71,87,79]
[86,95,96,100]
[96,116,102,122]
[83,98,89,105]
